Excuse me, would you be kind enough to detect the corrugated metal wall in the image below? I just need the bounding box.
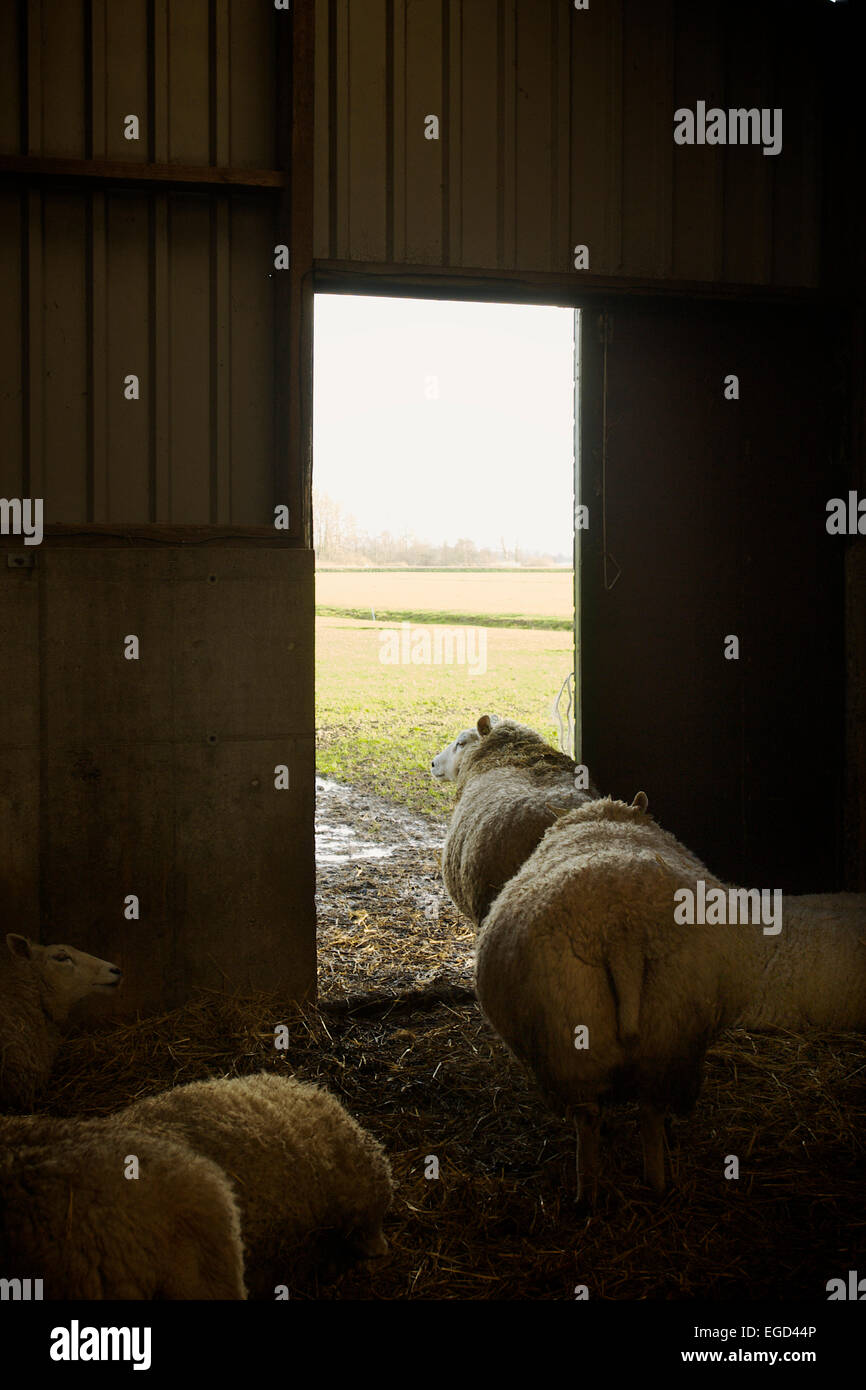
[0,0,285,525]
[314,0,821,286]
[0,0,275,165]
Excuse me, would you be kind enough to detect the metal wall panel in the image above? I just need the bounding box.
[456,0,499,270]
[227,3,276,168]
[0,1,281,525]
[34,1,88,159]
[0,189,278,524]
[314,0,825,287]
[101,0,150,161]
[514,0,552,273]
[43,195,90,517]
[0,5,22,157]
[166,1,211,163]
[345,0,390,261]
[0,0,275,168]
[103,195,150,518]
[570,0,621,277]
[0,193,23,494]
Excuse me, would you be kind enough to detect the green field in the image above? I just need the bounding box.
[316,603,575,819]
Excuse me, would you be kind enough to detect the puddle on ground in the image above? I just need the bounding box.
[314,777,472,996]
[315,777,444,864]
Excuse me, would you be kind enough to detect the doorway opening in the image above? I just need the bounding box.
[312,292,579,995]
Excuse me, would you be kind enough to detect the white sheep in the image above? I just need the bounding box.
[430,713,501,781]
[0,1113,246,1299]
[432,715,599,925]
[474,794,866,1199]
[0,934,122,1110]
[120,1071,394,1297]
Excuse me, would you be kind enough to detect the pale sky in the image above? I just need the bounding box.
[313,294,576,558]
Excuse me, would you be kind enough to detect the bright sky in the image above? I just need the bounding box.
[313,294,576,558]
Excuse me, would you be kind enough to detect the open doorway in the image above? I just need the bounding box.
[312,293,578,996]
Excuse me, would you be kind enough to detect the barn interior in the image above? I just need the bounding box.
[1,0,864,1302]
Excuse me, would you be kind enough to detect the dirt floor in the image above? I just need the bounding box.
[315,775,472,1000]
[42,779,866,1301]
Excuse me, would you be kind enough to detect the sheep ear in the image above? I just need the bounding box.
[631,791,648,812]
[477,715,493,736]
[6,933,33,960]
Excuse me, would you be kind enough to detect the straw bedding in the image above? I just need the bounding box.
[33,819,866,1301]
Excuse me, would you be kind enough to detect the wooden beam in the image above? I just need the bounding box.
[289,0,316,550]
[0,155,286,192]
[273,0,315,548]
[312,257,836,307]
[0,524,304,547]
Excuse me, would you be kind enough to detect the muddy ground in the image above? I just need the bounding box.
[315,776,474,1000]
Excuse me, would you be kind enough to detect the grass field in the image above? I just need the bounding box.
[316,614,574,819]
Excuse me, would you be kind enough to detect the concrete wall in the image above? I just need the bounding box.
[0,538,315,1016]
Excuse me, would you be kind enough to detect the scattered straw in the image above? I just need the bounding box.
[37,838,866,1300]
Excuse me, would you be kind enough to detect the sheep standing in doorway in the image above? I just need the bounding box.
[432,715,599,925]
[474,794,866,1198]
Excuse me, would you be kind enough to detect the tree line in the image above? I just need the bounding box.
[313,490,568,567]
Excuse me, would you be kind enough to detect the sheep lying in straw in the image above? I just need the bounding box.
[0,1113,246,1299]
[120,1072,394,1297]
[474,794,866,1199]
[432,715,599,925]
[0,933,122,1109]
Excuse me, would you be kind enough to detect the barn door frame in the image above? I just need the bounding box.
[280,0,316,548]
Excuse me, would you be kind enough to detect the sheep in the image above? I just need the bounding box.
[432,714,599,925]
[0,1113,246,1299]
[0,933,122,1110]
[736,891,866,1032]
[473,794,866,1199]
[119,1072,394,1297]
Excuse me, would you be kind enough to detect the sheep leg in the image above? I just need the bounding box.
[640,1103,666,1194]
[574,1105,601,1206]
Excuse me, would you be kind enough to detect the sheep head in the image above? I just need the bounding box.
[430,714,500,782]
[6,934,123,1024]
